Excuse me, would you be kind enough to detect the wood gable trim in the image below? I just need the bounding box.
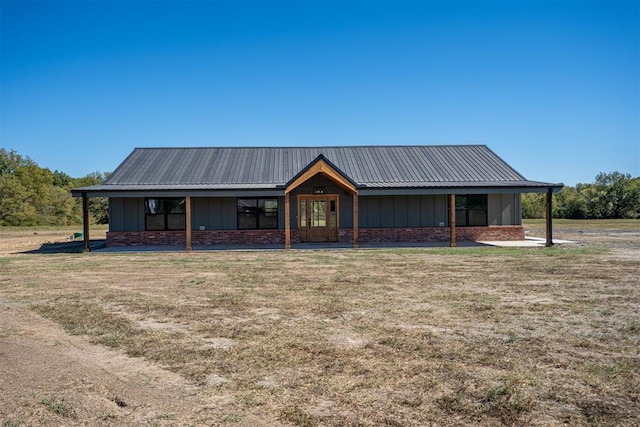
[285,156,357,195]
[284,155,359,250]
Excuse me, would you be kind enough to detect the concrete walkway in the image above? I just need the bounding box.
[93,238,575,253]
[478,236,576,247]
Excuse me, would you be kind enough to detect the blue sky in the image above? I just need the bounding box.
[1,0,638,186]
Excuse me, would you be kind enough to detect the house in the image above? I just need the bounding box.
[72,145,562,250]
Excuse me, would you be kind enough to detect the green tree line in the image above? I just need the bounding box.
[522,172,640,219]
[2,148,638,225]
[0,148,109,226]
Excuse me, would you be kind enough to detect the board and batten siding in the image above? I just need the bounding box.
[110,197,244,232]
[358,194,520,228]
[108,193,522,233]
[109,196,287,232]
[487,194,521,226]
[191,198,238,230]
[358,195,449,228]
[109,198,144,232]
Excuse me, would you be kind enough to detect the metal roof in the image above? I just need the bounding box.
[73,145,562,194]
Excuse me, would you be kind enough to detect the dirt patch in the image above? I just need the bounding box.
[525,220,640,252]
[0,304,223,426]
[201,337,236,350]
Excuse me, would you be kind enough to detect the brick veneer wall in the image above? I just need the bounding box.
[107,226,523,247]
[107,230,286,246]
[193,230,286,245]
[107,231,188,246]
[456,226,524,241]
[343,226,523,243]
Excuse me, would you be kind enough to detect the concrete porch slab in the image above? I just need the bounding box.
[477,236,576,247]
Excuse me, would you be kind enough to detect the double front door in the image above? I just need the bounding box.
[298,195,338,243]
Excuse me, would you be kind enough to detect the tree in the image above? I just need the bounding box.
[52,170,72,187]
[626,178,640,218]
[521,171,639,220]
[72,172,110,224]
[0,149,49,225]
[555,186,586,219]
[0,148,110,226]
[578,172,638,219]
[521,193,545,218]
[0,174,37,225]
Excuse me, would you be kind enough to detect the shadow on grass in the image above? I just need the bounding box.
[21,239,107,254]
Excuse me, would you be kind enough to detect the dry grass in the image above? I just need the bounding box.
[524,218,640,231]
[1,225,639,425]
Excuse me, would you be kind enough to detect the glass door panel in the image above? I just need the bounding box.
[298,195,338,243]
[310,200,326,227]
[300,200,306,228]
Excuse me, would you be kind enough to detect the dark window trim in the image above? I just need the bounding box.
[452,194,488,227]
[144,198,186,231]
[237,198,279,230]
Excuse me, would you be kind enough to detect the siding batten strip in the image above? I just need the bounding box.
[285,192,291,250]
[185,196,192,251]
[353,193,359,248]
[449,194,456,248]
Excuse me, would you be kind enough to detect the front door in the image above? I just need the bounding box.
[298,195,338,243]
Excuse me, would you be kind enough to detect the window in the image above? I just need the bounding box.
[454,195,487,226]
[237,198,278,229]
[329,199,336,227]
[145,198,186,231]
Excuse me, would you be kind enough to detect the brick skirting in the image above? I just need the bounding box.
[455,226,525,242]
[107,231,188,246]
[107,230,287,246]
[107,226,523,247]
[346,226,524,243]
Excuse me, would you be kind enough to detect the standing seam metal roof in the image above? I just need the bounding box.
[86,145,559,190]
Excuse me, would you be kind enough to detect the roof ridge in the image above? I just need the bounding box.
[132,144,489,150]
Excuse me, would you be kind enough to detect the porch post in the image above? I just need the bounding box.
[285,192,291,250]
[185,196,192,251]
[545,188,554,247]
[353,192,359,248]
[449,194,456,248]
[82,192,90,252]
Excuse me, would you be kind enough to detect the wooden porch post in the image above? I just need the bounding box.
[449,194,456,248]
[285,192,291,250]
[545,188,554,247]
[185,196,192,251]
[82,192,90,252]
[353,192,359,248]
